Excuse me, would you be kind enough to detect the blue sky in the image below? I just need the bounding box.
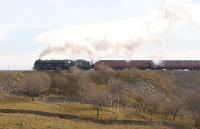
[0,0,200,69]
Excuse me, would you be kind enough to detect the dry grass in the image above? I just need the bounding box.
[0,98,195,126]
[0,113,174,129]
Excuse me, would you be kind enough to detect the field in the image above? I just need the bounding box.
[0,96,174,129]
[0,94,194,129]
[0,114,175,129]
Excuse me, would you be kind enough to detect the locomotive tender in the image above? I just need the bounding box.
[34,59,200,70]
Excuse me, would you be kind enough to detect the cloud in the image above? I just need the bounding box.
[156,50,200,60]
[36,0,200,60]
[0,26,16,41]
[49,0,56,4]
[119,0,160,6]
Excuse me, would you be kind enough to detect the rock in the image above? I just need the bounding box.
[16,122,26,126]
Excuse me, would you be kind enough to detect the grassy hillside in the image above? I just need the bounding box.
[0,70,199,128]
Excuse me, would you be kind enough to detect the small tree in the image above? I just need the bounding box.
[125,95,144,120]
[107,78,128,119]
[143,93,161,121]
[52,73,81,98]
[186,88,200,128]
[89,70,112,85]
[92,88,109,119]
[20,72,52,101]
[124,105,137,120]
[80,80,109,119]
[164,97,184,120]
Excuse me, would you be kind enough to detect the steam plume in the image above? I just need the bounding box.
[36,0,200,60]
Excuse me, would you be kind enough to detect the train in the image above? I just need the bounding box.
[33,59,200,71]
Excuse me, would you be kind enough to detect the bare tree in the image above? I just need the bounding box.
[186,88,200,128]
[80,79,109,119]
[125,94,144,120]
[20,72,52,101]
[107,78,128,119]
[164,97,184,120]
[51,74,68,95]
[52,73,81,99]
[143,93,161,121]
[89,70,112,85]
[65,74,81,98]
[0,73,17,94]
[124,105,137,120]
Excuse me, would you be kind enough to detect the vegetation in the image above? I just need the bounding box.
[143,93,161,121]
[185,88,200,128]
[19,72,52,101]
[0,70,200,128]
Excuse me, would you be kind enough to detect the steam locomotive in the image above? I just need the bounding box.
[34,59,93,70]
[34,59,200,70]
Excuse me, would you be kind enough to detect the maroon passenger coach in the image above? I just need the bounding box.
[94,60,200,70]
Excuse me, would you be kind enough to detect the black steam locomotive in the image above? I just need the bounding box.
[34,59,200,70]
[34,59,92,70]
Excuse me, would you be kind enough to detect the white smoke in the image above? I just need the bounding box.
[36,0,200,60]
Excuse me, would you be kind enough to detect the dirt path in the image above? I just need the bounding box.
[0,108,192,129]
